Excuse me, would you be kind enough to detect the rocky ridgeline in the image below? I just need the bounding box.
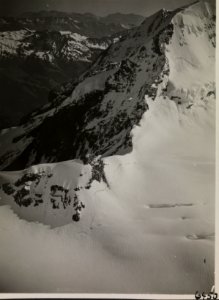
[0,7,181,171]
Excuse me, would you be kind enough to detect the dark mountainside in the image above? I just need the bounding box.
[0,12,144,129]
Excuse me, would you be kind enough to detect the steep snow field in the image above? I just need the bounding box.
[166,1,215,89]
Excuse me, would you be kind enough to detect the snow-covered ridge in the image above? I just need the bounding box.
[166,0,215,89]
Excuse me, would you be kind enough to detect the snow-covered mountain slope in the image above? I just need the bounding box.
[0,27,116,130]
[0,78,215,293]
[0,0,215,171]
[0,12,141,129]
[0,0,215,293]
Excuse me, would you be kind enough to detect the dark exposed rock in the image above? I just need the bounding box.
[14,187,30,206]
[15,173,41,187]
[85,157,109,189]
[2,183,15,195]
[72,213,80,222]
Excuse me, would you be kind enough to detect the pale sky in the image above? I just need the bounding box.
[0,0,197,17]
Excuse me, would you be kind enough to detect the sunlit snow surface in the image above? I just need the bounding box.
[0,0,215,294]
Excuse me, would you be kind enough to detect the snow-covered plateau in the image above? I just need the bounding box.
[0,0,216,294]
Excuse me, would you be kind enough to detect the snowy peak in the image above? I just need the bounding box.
[0,0,215,171]
[183,0,215,18]
[165,0,215,92]
[173,0,215,38]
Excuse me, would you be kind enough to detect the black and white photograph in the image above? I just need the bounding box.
[0,0,216,297]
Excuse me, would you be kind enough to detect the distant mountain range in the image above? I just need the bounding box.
[0,11,144,129]
[0,12,144,37]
